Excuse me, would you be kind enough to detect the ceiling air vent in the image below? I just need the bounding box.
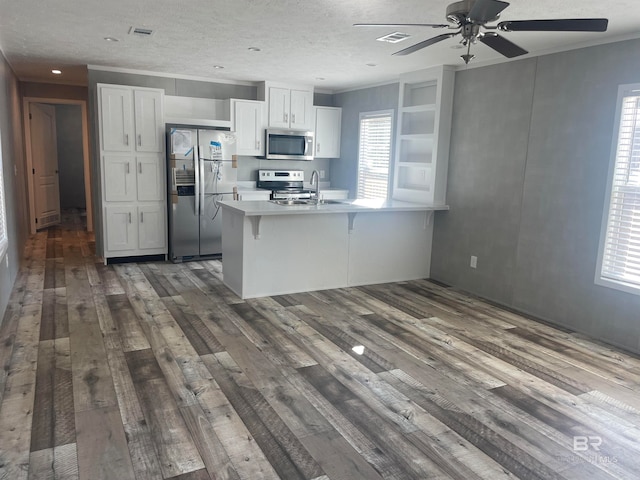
[129,27,154,37]
[376,32,410,43]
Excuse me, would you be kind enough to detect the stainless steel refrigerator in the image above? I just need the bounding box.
[166,125,237,262]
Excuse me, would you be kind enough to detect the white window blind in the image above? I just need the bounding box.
[0,131,7,260]
[599,88,640,292]
[357,111,393,199]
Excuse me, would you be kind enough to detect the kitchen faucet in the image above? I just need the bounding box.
[310,170,320,204]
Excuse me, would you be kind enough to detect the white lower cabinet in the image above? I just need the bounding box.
[138,204,166,249]
[104,204,166,255]
[238,190,271,201]
[105,206,138,251]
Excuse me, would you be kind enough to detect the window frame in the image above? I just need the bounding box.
[595,83,640,296]
[356,109,395,200]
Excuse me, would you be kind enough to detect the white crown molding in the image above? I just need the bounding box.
[87,64,258,87]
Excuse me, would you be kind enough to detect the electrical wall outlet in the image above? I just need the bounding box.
[320,170,326,179]
[470,255,477,269]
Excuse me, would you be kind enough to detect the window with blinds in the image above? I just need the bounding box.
[0,131,7,260]
[357,111,393,199]
[597,85,640,294]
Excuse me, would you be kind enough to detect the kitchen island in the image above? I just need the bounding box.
[218,199,448,299]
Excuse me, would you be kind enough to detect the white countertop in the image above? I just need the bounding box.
[219,198,449,217]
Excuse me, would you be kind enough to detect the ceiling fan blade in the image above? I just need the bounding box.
[479,33,528,58]
[393,32,459,56]
[354,23,450,28]
[498,18,608,32]
[468,0,510,23]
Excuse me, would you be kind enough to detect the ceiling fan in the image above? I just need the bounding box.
[355,0,608,64]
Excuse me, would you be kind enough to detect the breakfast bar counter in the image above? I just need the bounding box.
[218,199,448,299]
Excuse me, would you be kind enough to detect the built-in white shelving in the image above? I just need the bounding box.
[392,66,455,204]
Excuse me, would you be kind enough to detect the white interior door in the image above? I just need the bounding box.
[30,103,61,229]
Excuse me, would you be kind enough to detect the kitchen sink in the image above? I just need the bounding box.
[270,199,311,206]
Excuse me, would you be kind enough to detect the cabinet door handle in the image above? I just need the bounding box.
[124,134,129,146]
[140,212,144,223]
[292,113,296,124]
[284,112,288,123]
[138,134,142,146]
[126,163,130,174]
[139,163,142,174]
[255,140,260,150]
[317,143,320,153]
[128,212,132,223]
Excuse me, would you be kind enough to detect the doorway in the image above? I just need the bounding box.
[23,98,93,234]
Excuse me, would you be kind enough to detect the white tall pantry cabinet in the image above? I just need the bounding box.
[98,84,167,262]
[392,66,455,204]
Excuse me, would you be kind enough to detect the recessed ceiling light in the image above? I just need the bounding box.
[104,36,119,42]
[376,32,411,44]
[248,47,261,52]
[316,77,325,81]
[450,44,465,50]
[213,65,225,69]
[366,63,377,67]
[51,69,62,75]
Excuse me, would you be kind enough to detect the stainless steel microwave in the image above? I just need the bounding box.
[265,128,314,161]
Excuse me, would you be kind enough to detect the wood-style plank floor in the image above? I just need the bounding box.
[1,216,640,480]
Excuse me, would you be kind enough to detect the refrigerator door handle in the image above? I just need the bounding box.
[199,148,205,217]
[194,145,200,216]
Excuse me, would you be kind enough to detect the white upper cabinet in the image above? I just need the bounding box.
[289,89,313,130]
[314,106,342,159]
[259,82,314,131]
[134,90,164,152]
[267,87,290,128]
[232,99,265,156]
[99,84,164,153]
[100,86,133,152]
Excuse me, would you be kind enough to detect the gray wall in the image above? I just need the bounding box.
[332,83,399,193]
[0,51,28,325]
[431,38,640,354]
[55,104,85,209]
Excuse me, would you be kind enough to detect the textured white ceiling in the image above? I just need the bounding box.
[0,0,638,91]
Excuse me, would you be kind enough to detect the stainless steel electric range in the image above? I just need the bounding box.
[256,169,314,200]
